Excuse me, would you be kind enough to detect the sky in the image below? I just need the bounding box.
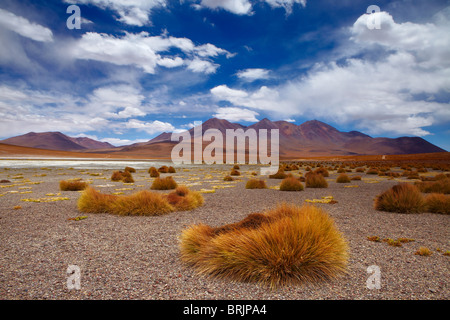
[0,0,449,150]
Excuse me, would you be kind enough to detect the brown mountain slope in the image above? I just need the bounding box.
[1,132,114,151]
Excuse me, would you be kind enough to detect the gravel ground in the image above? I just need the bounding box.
[0,164,448,300]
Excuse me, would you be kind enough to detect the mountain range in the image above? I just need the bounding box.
[0,118,446,159]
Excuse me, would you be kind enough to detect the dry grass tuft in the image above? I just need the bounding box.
[425,193,450,214]
[305,173,328,188]
[60,180,88,191]
[150,176,178,190]
[415,178,450,194]
[78,186,202,216]
[279,177,304,191]
[336,173,351,183]
[179,203,348,288]
[374,183,425,214]
[415,247,432,256]
[230,169,240,176]
[111,170,134,183]
[269,169,287,179]
[124,166,136,173]
[245,179,268,189]
[223,175,234,181]
[148,167,160,178]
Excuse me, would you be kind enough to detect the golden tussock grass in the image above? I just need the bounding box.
[415,247,432,256]
[305,172,328,188]
[150,176,178,190]
[415,178,450,194]
[111,170,134,183]
[148,167,160,178]
[279,177,304,191]
[425,193,450,214]
[60,180,88,191]
[336,173,351,183]
[78,186,203,216]
[269,169,287,179]
[245,179,268,189]
[179,203,349,288]
[374,183,425,213]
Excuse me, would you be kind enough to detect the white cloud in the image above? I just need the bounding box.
[187,58,219,74]
[210,10,450,137]
[0,8,53,42]
[65,0,167,26]
[71,31,230,74]
[236,68,270,81]
[125,119,175,134]
[264,0,306,14]
[198,0,253,15]
[213,107,259,122]
[99,137,148,146]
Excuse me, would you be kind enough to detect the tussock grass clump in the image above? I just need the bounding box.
[305,173,328,188]
[279,177,304,191]
[366,168,379,175]
[60,180,88,191]
[245,179,268,189]
[148,167,160,178]
[374,183,425,214]
[166,186,204,211]
[350,175,362,181]
[111,170,134,183]
[168,166,176,173]
[78,186,203,216]
[0,179,11,183]
[150,176,178,190]
[124,166,136,173]
[269,169,287,179]
[415,178,450,194]
[158,165,169,173]
[230,169,240,176]
[223,175,234,181]
[179,203,348,288]
[336,173,351,183]
[415,247,432,256]
[425,193,450,214]
[314,167,329,177]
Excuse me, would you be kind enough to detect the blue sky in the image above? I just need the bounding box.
[0,0,449,150]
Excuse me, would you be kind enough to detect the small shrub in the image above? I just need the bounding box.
[415,247,432,256]
[305,173,328,188]
[415,178,450,194]
[314,167,330,177]
[158,165,169,173]
[149,167,160,178]
[374,183,425,213]
[150,176,178,190]
[425,193,450,214]
[269,169,287,179]
[60,180,88,191]
[179,203,348,288]
[168,166,176,173]
[279,177,304,191]
[223,175,234,181]
[78,186,202,216]
[230,169,240,176]
[111,171,124,181]
[233,165,240,170]
[336,173,351,183]
[367,236,381,242]
[366,168,379,175]
[245,179,268,189]
[124,166,136,173]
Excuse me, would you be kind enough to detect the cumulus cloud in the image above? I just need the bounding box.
[0,8,53,42]
[71,31,230,74]
[210,9,450,137]
[125,119,175,134]
[213,107,259,122]
[65,0,167,26]
[264,0,306,14]
[236,68,270,81]
[198,0,253,15]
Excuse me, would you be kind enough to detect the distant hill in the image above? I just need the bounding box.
[0,132,115,151]
[1,119,445,158]
[131,118,446,158]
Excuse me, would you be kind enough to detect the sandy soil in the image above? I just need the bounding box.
[0,163,448,300]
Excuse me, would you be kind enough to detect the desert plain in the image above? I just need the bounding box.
[0,158,448,300]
